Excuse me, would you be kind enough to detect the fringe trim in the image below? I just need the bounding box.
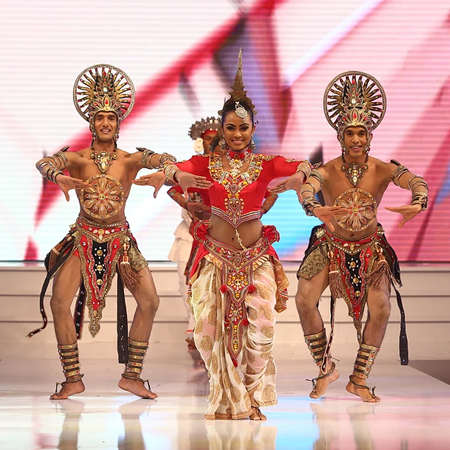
[119,242,141,289]
[366,247,392,291]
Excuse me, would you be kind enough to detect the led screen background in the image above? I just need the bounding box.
[0,0,449,262]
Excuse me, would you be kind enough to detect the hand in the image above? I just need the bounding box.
[385,204,422,227]
[132,171,166,198]
[176,171,213,193]
[270,172,305,194]
[314,206,350,232]
[56,175,90,202]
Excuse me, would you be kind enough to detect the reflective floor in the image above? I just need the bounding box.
[1,343,449,450]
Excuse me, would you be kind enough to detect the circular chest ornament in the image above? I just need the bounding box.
[334,188,377,232]
[79,174,124,219]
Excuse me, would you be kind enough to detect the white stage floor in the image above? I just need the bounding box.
[1,343,449,450]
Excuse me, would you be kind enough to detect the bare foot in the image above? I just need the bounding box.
[50,380,85,400]
[346,376,380,403]
[248,391,267,421]
[186,336,196,351]
[309,362,340,399]
[118,377,158,399]
[249,406,267,421]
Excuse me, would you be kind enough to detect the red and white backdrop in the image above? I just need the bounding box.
[0,0,449,262]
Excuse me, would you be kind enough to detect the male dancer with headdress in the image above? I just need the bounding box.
[294,71,428,402]
[28,64,176,400]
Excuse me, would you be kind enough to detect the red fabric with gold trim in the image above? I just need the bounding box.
[173,153,305,228]
[189,221,283,367]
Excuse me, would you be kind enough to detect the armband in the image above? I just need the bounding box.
[36,146,69,184]
[159,152,177,166]
[137,147,157,169]
[309,169,325,190]
[391,160,409,186]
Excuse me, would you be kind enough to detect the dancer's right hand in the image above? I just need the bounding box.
[56,175,90,202]
[313,206,349,232]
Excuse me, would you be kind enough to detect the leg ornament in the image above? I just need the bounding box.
[122,339,152,390]
[54,342,84,394]
[348,343,380,401]
[352,343,379,380]
[304,329,337,395]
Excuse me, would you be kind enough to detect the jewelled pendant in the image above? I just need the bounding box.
[341,162,368,186]
[91,150,117,173]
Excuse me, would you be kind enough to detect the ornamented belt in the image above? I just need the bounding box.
[305,224,407,366]
[74,217,130,338]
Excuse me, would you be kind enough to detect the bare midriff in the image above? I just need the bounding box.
[208,215,263,249]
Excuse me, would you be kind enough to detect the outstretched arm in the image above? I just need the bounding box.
[385,162,429,227]
[270,159,312,194]
[133,155,212,197]
[36,148,89,201]
[298,167,348,232]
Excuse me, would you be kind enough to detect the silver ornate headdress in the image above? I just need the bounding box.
[218,49,257,120]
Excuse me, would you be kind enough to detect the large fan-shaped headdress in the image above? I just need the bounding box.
[73,64,135,129]
[218,49,257,120]
[324,71,386,138]
[189,116,221,153]
[188,116,220,140]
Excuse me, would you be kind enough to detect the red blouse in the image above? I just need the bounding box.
[173,152,309,228]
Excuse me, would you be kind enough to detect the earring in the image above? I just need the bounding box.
[90,131,98,148]
[220,138,227,151]
[249,138,256,151]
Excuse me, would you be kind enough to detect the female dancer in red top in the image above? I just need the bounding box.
[134,50,311,420]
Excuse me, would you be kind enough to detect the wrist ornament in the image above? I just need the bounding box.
[410,191,428,212]
[164,163,180,183]
[296,161,312,179]
[302,196,322,217]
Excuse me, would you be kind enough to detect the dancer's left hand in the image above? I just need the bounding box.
[385,204,422,227]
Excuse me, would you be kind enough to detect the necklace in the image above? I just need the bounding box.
[341,154,368,187]
[225,149,251,178]
[91,147,117,174]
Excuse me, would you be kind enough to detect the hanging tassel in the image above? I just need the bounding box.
[328,248,347,300]
[248,284,256,293]
[119,240,140,289]
[232,359,238,367]
[366,245,392,291]
[220,284,227,293]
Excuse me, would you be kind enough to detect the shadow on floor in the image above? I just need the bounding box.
[409,360,450,385]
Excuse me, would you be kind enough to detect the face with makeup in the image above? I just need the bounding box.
[341,126,372,159]
[222,111,255,152]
